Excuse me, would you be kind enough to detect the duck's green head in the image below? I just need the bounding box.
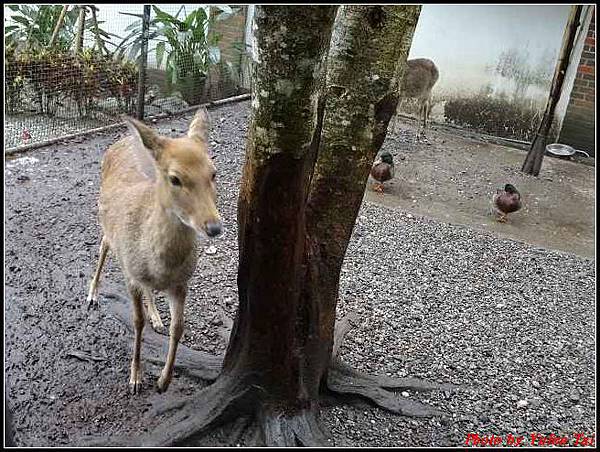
[504,183,519,194]
[380,151,394,165]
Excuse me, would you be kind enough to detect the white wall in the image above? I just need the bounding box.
[409,4,572,101]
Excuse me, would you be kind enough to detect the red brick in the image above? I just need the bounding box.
[578,65,595,74]
[585,36,595,46]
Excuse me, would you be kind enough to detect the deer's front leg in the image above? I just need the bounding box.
[156,285,186,393]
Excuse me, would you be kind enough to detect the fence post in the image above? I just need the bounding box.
[137,5,151,120]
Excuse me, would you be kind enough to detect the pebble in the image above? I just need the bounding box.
[4,101,595,448]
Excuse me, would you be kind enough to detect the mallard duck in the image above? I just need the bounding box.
[492,183,522,223]
[371,151,395,193]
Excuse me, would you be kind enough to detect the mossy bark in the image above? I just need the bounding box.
[224,5,339,406]
[304,6,421,384]
[80,6,453,448]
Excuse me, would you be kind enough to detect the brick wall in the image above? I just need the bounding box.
[559,9,595,156]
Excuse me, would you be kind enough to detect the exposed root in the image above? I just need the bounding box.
[215,307,234,344]
[327,358,452,417]
[79,302,456,446]
[228,414,252,446]
[332,311,359,358]
[103,292,222,381]
[328,310,456,418]
[257,404,333,447]
[78,373,256,446]
[258,406,297,446]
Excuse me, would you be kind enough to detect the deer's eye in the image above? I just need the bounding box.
[211,172,216,182]
[169,175,182,187]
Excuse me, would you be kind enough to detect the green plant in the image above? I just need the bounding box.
[5,5,79,51]
[5,5,120,53]
[116,5,236,105]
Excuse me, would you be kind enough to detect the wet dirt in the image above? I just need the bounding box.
[4,101,595,446]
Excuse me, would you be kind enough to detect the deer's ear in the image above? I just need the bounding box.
[122,116,163,161]
[122,116,163,180]
[187,107,210,143]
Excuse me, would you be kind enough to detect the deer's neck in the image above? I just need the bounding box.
[146,194,197,260]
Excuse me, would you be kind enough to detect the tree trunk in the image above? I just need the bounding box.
[222,5,339,408]
[82,6,455,448]
[74,6,86,54]
[522,5,583,176]
[48,5,69,49]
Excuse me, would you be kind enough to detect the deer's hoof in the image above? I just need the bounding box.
[129,379,142,395]
[156,373,171,393]
[86,295,99,311]
[129,370,143,395]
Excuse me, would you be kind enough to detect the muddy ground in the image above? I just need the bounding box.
[4,100,596,447]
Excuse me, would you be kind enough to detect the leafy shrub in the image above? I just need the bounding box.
[5,48,138,118]
[117,5,237,105]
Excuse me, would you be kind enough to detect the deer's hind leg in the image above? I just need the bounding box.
[143,288,165,333]
[128,282,145,395]
[86,236,109,310]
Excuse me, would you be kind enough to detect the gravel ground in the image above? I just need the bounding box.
[4,100,596,447]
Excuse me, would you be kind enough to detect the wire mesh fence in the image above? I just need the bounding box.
[4,4,250,150]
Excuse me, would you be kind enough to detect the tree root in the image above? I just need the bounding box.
[103,292,222,381]
[258,404,334,446]
[79,373,256,446]
[78,302,456,446]
[326,358,453,417]
[327,311,458,418]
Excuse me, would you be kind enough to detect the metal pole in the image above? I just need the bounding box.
[137,5,151,120]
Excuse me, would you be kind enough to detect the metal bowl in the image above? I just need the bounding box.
[546,143,590,158]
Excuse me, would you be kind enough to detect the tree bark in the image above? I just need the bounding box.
[48,5,69,49]
[74,6,86,54]
[522,5,583,176]
[223,5,339,407]
[304,7,422,385]
[79,6,454,448]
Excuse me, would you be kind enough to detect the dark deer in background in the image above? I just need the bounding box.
[394,58,439,138]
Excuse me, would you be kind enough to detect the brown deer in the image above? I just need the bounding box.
[394,58,439,138]
[86,107,222,394]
